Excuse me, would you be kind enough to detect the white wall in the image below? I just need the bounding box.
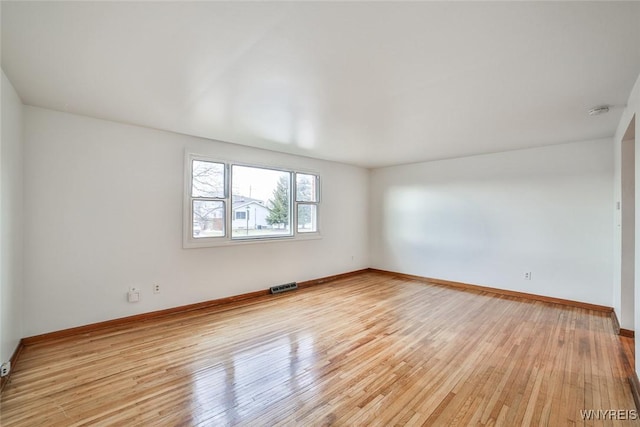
[614,120,637,331]
[620,137,635,330]
[613,71,640,373]
[23,107,369,336]
[1,70,24,365]
[370,139,614,306]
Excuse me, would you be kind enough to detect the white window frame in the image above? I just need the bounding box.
[183,152,321,248]
[295,173,320,234]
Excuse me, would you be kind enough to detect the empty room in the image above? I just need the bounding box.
[2,1,640,425]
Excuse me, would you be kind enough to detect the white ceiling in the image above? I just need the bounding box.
[2,2,639,168]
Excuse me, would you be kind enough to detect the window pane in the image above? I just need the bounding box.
[296,173,318,202]
[232,166,291,238]
[192,160,225,198]
[192,200,225,238]
[297,204,317,233]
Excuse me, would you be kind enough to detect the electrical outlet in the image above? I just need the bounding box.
[153,284,160,294]
[524,272,532,280]
[1,361,10,377]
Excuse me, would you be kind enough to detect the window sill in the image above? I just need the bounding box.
[183,232,322,249]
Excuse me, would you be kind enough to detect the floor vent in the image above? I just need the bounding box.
[270,282,298,294]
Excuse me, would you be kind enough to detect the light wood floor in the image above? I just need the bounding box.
[1,272,637,426]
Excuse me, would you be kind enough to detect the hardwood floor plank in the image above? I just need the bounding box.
[1,272,637,425]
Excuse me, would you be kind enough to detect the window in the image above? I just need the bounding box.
[184,154,320,247]
[190,160,226,239]
[232,165,292,239]
[296,173,319,233]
